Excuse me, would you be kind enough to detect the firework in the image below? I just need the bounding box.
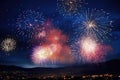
[49,43,62,63]
[57,0,84,16]
[80,36,98,62]
[1,38,16,52]
[80,37,97,54]
[48,29,74,64]
[31,45,53,64]
[31,43,62,64]
[31,43,73,65]
[16,10,44,40]
[32,20,54,46]
[33,27,46,45]
[79,36,112,63]
[47,29,67,44]
[73,9,112,42]
[32,28,74,65]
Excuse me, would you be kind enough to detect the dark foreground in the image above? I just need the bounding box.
[0,59,120,80]
[0,71,120,80]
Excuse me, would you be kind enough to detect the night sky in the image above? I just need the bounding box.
[0,0,120,68]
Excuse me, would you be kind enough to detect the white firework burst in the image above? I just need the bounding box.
[73,8,113,42]
[1,38,16,52]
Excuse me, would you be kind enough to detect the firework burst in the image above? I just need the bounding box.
[31,45,53,64]
[31,28,74,65]
[80,36,98,62]
[1,38,16,53]
[76,36,112,63]
[16,10,44,40]
[57,0,84,16]
[73,9,113,42]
